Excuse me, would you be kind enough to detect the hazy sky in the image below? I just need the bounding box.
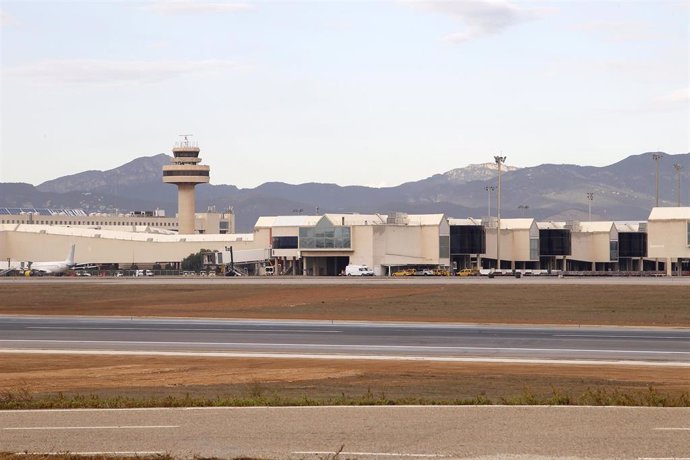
[1,0,688,188]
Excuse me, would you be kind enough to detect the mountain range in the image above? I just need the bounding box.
[1,152,688,232]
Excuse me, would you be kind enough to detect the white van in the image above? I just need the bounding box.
[345,265,374,276]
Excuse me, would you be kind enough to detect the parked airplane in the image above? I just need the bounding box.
[9,244,77,275]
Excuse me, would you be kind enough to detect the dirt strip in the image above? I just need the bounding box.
[1,283,689,326]
[1,354,688,402]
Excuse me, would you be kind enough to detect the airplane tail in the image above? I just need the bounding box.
[65,244,76,266]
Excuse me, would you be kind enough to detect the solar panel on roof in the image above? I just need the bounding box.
[0,207,87,216]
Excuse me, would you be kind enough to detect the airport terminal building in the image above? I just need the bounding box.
[1,207,688,276]
[1,141,688,276]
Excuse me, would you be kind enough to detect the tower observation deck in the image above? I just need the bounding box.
[162,135,210,234]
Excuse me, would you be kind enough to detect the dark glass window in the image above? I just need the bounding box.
[450,226,486,254]
[619,232,647,258]
[539,229,571,256]
[173,152,199,158]
[272,236,298,249]
[163,170,209,176]
[610,240,619,261]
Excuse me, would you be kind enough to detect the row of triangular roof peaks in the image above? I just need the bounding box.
[256,207,689,231]
[255,213,446,229]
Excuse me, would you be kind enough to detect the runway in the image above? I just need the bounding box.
[1,316,688,364]
[1,406,689,458]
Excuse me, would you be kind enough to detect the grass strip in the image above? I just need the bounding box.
[0,455,177,460]
[2,387,688,409]
[0,455,248,460]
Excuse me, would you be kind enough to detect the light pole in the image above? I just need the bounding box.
[586,192,594,221]
[674,163,682,207]
[494,155,506,270]
[485,186,496,218]
[652,152,663,207]
[518,204,529,216]
[652,153,663,272]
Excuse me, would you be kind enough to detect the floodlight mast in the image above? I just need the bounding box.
[652,152,663,207]
[586,192,594,221]
[494,155,507,270]
[651,152,663,272]
[674,163,682,207]
[484,186,496,219]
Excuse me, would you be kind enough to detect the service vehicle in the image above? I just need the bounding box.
[345,264,375,276]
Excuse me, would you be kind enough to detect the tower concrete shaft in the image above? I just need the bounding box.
[162,137,210,235]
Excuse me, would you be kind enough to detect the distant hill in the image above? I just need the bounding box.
[2,151,688,232]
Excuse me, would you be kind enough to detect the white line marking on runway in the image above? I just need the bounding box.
[2,339,689,354]
[27,327,342,333]
[555,334,688,339]
[294,452,450,458]
[653,427,690,431]
[1,348,689,367]
[639,458,690,460]
[3,425,179,430]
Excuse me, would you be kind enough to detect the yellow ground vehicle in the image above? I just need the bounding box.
[392,269,416,276]
[457,268,479,277]
[433,269,450,276]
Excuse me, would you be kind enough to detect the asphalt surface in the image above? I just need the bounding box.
[1,406,689,458]
[1,316,688,364]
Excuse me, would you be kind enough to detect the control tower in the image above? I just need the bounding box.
[162,135,210,234]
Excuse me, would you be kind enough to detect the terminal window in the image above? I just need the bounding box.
[299,225,351,249]
[273,236,298,249]
[439,235,450,259]
[530,238,540,260]
[610,240,619,261]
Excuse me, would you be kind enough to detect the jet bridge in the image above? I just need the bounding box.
[203,247,273,275]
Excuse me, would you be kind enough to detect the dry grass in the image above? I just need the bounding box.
[0,284,688,326]
[0,455,176,460]
[1,354,688,406]
[0,455,238,460]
